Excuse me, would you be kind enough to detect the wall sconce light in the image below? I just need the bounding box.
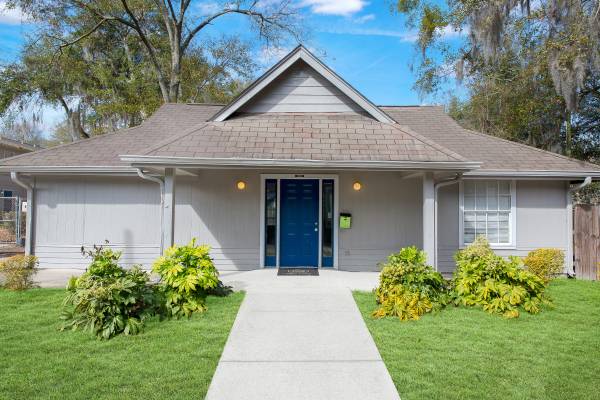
[236,181,246,190]
[353,181,362,191]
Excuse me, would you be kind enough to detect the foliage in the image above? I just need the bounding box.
[0,28,256,142]
[373,246,450,321]
[395,0,600,160]
[6,0,300,106]
[152,239,221,318]
[452,237,549,318]
[523,248,565,282]
[0,255,38,290]
[60,246,159,339]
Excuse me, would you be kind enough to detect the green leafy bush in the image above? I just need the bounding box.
[152,239,221,318]
[453,236,549,318]
[523,248,564,282]
[0,255,38,290]
[61,245,159,339]
[373,246,450,321]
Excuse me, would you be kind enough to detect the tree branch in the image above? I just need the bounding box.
[57,18,110,51]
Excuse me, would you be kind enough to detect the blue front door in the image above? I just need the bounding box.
[280,179,319,267]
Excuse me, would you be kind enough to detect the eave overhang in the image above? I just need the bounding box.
[119,155,481,171]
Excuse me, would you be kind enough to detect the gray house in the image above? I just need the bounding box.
[1,46,599,274]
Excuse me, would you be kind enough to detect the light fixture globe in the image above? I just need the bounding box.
[353,182,362,191]
[236,181,246,190]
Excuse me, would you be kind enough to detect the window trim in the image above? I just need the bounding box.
[459,179,517,249]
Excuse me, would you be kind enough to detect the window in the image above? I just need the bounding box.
[461,180,515,246]
[321,180,334,267]
[264,179,277,267]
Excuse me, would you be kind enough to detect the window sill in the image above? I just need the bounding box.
[459,244,516,250]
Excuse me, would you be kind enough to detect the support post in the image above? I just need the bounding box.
[163,168,176,250]
[422,172,435,266]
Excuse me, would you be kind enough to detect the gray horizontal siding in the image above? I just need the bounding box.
[241,61,363,114]
[35,244,160,269]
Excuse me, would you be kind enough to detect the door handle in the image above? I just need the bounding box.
[314,228,318,232]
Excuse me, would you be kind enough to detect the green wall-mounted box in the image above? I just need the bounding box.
[339,213,352,229]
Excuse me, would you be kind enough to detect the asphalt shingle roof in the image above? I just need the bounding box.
[0,104,222,167]
[1,103,598,174]
[142,112,466,162]
[381,106,600,172]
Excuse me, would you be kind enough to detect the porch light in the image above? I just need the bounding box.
[353,182,362,191]
[236,181,246,190]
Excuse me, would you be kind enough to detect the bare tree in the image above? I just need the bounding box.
[17,0,301,103]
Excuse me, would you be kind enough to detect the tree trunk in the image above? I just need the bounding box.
[67,108,90,141]
[565,111,573,156]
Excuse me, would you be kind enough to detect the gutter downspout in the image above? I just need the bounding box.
[136,168,165,254]
[10,172,33,255]
[434,173,462,271]
[566,176,592,275]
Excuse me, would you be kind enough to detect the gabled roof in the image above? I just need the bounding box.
[210,45,395,124]
[0,45,598,177]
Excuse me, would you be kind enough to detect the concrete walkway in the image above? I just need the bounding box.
[206,270,400,400]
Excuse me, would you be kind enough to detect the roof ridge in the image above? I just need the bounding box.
[139,122,211,155]
[388,123,469,162]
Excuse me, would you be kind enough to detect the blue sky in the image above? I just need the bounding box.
[0,0,465,133]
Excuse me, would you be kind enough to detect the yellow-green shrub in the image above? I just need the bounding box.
[152,239,221,317]
[453,237,549,318]
[0,255,38,290]
[373,246,450,321]
[523,248,564,282]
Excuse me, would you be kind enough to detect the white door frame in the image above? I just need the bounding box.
[259,174,339,269]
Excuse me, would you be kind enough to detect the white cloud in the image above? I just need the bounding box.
[301,0,368,16]
[352,13,375,24]
[322,27,416,41]
[0,1,29,25]
[321,25,465,42]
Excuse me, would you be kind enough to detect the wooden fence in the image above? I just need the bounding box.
[574,204,600,280]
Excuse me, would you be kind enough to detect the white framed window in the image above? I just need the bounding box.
[459,180,516,247]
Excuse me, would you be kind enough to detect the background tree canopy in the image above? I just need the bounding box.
[0,0,301,143]
[395,0,600,161]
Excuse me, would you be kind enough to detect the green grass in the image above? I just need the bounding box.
[0,289,244,400]
[354,279,600,400]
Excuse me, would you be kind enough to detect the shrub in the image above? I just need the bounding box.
[453,237,549,318]
[60,246,159,340]
[0,255,38,290]
[373,246,450,321]
[152,239,221,318]
[523,248,564,282]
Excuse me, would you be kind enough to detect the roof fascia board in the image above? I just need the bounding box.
[464,170,600,179]
[211,46,394,123]
[121,155,480,171]
[0,166,137,175]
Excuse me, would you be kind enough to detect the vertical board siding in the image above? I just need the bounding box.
[574,204,600,280]
[174,171,261,271]
[240,61,363,114]
[33,176,161,269]
[337,172,423,271]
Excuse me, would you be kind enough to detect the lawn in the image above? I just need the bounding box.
[0,288,244,400]
[354,279,600,400]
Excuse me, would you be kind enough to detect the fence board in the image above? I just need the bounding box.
[574,205,600,280]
